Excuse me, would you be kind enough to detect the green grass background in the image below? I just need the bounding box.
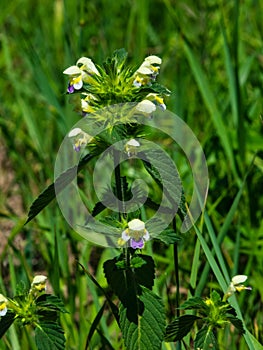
[0,0,262,349]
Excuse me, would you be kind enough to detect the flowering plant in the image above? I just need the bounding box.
[0,276,66,350]
[23,49,252,349]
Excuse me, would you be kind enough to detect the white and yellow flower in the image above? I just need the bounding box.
[145,93,167,110]
[119,219,150,249]
[31,275,48,292]
[224,275,252,300]
[0,294,8,316]
[63,57,100,93]
[125,139,140,157]
[68,127,92,152]
[136,100,156,116]
[133,55,162,87]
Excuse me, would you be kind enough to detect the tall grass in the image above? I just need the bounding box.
[0,0,262,349]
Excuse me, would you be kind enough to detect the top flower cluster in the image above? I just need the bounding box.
[63,49,170,117]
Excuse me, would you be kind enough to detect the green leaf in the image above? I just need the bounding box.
[25,153,94,224]
[78,262,120,325]
[35,321,65,350]
[85,302,106,348]
[245,330,263,350]
[180,297,208,311]
[36,294,68,314]
[103,254,155,323]
[120,287,165,350]
[226,314,245,334]
[165,314,201,342]
[0,311,16,338]
[156,229,181,245]
[195,326,218,350]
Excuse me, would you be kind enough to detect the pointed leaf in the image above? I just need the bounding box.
[227,314,245,334]
[25,153,94,224]
[120,287,166,350]
[35,321,65,350]
[103,254,155,323]
[165,314,201,342]
[0,311,15,338]
[78,262,120,325]
[195,326,218,350]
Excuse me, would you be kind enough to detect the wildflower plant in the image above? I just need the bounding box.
[21,49,251,349]
[0,276,66,350]
[165,275,252,349]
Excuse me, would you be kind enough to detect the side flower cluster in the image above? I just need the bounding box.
[63,49,170,120]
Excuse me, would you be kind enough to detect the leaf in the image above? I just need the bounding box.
[36,294,68,314]
[78,262,120,325]
[85,302,106,348]
[103,254,155,323]
[156,229,181,245]
[165,314,201,342]
[35,321,66,350]
[120,287,166,350]
[25,153,94,224]
[180,297,209,315]
[226,314,245,334]
[245,330,263,350]
[0,311,16,338]
[195,326,219,350]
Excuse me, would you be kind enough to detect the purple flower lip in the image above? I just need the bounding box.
[67,84,74,93]
[130,238,144,249]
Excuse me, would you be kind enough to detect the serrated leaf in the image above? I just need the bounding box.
[0,311,15,338]
[103,254,155,323]
[141,82,171,96]
[25,153,94,224]
[36,294,68,314]
[165,314,201,342]
[120,287,165,350]
[195,326,218,350]
[142,150,181,211]
[156,229,181,245]
[35,321,65,350]
[180,297,209,314]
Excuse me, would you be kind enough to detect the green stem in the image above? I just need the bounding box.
[113,149,123,221]
[173,218,180,317]
[173,218,182,350]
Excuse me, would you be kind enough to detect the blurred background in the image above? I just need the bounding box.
[0,0,262,349]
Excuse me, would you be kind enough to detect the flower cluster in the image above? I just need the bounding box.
[0,275,47,318]
[63,49,170,120]
[118,219,150,249]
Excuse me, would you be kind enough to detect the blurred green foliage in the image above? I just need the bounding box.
[0,0,262,349]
